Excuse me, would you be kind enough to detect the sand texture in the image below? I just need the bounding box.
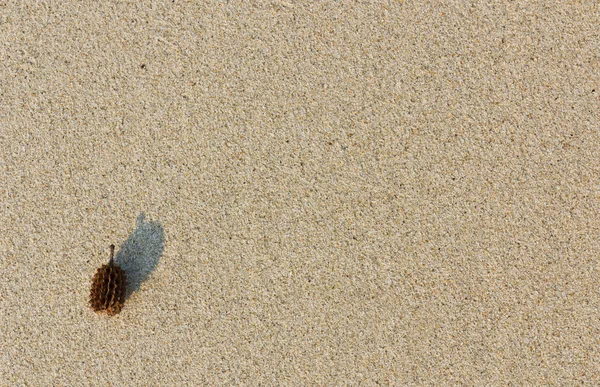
[1,1,600,385]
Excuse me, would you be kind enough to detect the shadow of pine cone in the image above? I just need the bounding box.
[113,213,165,299]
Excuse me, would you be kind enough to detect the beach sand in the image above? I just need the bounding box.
[1,1,599,385]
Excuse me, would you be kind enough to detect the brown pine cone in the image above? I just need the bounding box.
[89,244,127,316]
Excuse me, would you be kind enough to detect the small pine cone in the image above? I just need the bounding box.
[89,244,127,316]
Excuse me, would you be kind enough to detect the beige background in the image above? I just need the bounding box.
[1,1,599,385]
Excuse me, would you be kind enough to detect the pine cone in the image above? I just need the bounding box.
[89,244,127,316]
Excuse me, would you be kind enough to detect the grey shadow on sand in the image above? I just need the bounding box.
[114,213,164,298]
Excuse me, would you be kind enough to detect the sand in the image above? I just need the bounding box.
[1,1,599,385]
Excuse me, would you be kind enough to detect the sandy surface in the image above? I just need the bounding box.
[1,1,600,385]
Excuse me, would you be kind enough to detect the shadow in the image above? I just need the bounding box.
[114,213,165,298]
